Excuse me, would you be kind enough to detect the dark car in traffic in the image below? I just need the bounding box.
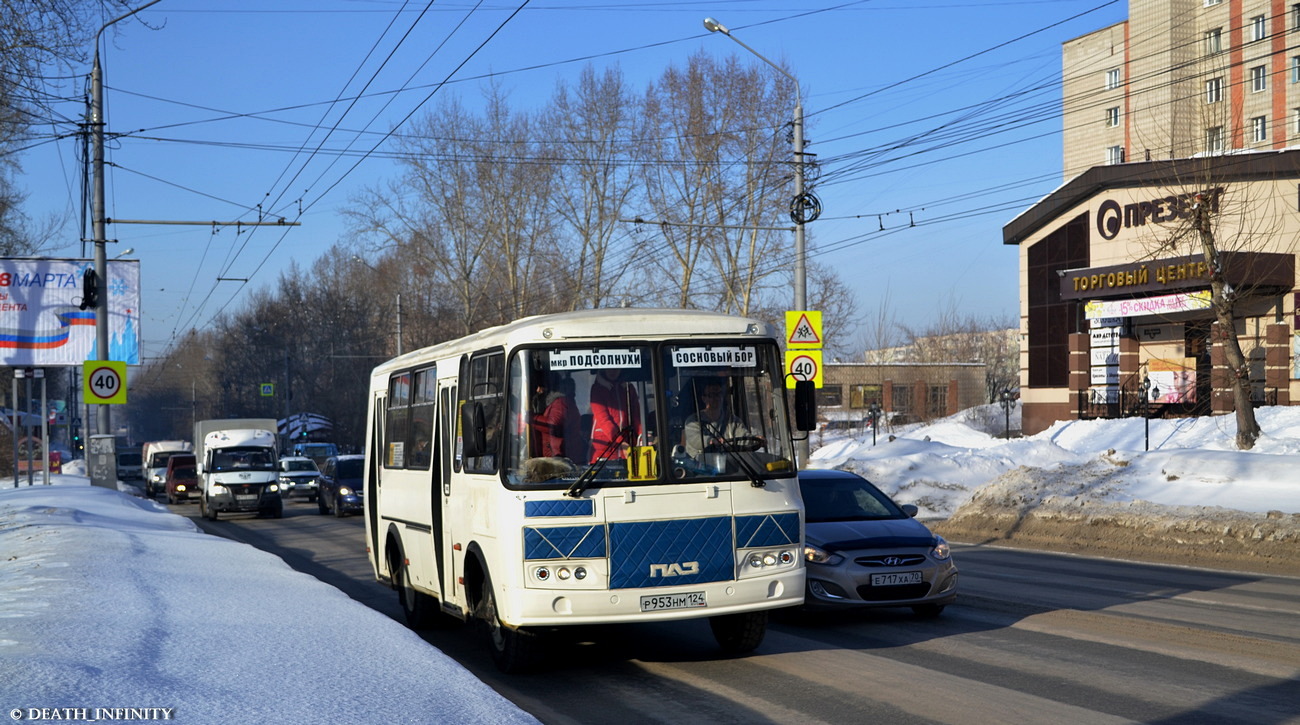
[318,454,364,517]
[164,454,199,505]
[798,468,958,617]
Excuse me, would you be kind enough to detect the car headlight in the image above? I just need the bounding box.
[338,486,353,496]
[803,543,843,566]
[931,536,951,561]
[210,484,228,495]
[268,483,280,493]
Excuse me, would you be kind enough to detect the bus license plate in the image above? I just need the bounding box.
[871,571,923,587]
[640,591,707,612]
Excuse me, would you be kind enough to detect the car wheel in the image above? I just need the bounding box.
[912,604,945,619]
[272,500,284,519]
[334,498,346,518]
[166,493,175,505]
[709,611,767,654]
[317,494,328,515]
[477,569,539,673]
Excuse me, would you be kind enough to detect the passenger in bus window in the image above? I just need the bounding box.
[589,368,641,462]
[411,422,432,467]
[535,376,582,461]
[683,378,759,459]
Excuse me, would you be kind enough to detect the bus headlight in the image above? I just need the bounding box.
[747,548,797,571]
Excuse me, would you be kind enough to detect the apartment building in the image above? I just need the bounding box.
[1006,0,1300,436]
[1063,0,1300,178]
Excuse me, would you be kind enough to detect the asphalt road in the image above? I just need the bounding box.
[168,498,1300,725]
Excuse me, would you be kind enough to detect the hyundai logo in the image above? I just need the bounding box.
[882,556,904,566]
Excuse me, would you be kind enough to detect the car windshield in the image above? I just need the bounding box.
[117,453,141,465]
[283,460,318,473]
[172,466,197,481]
[210,447,276,472]
[802,476,905,523]
[335,459,364,478]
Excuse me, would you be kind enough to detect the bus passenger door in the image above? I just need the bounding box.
[367,391,384,571]
[437,383,459,608]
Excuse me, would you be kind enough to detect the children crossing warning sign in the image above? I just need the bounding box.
[785,310,823,349]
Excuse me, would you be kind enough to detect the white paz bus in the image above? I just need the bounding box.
[363,309,815,671]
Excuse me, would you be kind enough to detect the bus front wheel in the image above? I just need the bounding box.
[477,571,539,673]
[709,610,767,654]
[395,557,437,629]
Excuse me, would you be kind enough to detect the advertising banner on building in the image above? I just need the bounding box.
[1084,290,1212,319]
[0,258,140,367]
[1147,358,1195,403]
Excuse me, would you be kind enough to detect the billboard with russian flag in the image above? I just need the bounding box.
[0,258,140,366]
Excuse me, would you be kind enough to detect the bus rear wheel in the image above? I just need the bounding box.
[477,571,539,673]
[709,610,767,654]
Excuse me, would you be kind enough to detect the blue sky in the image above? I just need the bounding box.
[17,0,1128,361]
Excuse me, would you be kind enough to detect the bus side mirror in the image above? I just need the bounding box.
[794,380,816,432]
[460,401,487,457]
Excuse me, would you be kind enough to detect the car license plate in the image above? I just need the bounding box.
[871,571,923,587]
[234,494,257,503]
[640,591,707,612]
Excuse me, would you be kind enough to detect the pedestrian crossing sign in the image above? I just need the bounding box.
[785,310,823,349]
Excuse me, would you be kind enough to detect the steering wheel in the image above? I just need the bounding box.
[705,435,766,453]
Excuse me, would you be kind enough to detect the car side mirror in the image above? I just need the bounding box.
[900,503,919,518]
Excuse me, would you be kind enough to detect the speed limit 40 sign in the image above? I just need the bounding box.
[83,360,128,404]
[784,349,823,389]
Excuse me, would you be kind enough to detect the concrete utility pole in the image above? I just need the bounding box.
[705,17,821,465]
[90,0,164,438]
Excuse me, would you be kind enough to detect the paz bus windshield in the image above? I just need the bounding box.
[503,340,794,488]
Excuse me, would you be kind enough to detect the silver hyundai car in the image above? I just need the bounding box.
[799,468,958,617]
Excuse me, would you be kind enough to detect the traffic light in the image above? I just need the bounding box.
[71,429,83,453]
[79,269,99,310]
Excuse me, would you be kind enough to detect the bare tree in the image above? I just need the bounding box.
[637,52,796,313]
[1187,191,1260,448]
[0,0,134,256]
[545,65,641,310]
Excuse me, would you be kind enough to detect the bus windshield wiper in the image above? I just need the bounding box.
[565,425,631,498]
[714,437,766,488]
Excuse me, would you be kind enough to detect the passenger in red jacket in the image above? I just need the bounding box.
[534,376,582,461]
[589,368,641,462]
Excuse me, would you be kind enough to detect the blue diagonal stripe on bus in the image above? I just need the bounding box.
[524,525,607,560]
[735,512,800,548]
[524,499,594,518]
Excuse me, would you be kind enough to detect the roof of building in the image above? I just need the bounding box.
[1003,148,1300,246]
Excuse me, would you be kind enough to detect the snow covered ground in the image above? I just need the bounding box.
[810,405,1300,518]
[0,467,540,724]
[2,406,1298,720]
[811,405,1300,574]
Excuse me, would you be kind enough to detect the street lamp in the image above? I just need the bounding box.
[867,401,882,446]
[703,17,814,312]
[1140,375,1160,451]
[999,389,1017,439]
[705,16,819,465]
